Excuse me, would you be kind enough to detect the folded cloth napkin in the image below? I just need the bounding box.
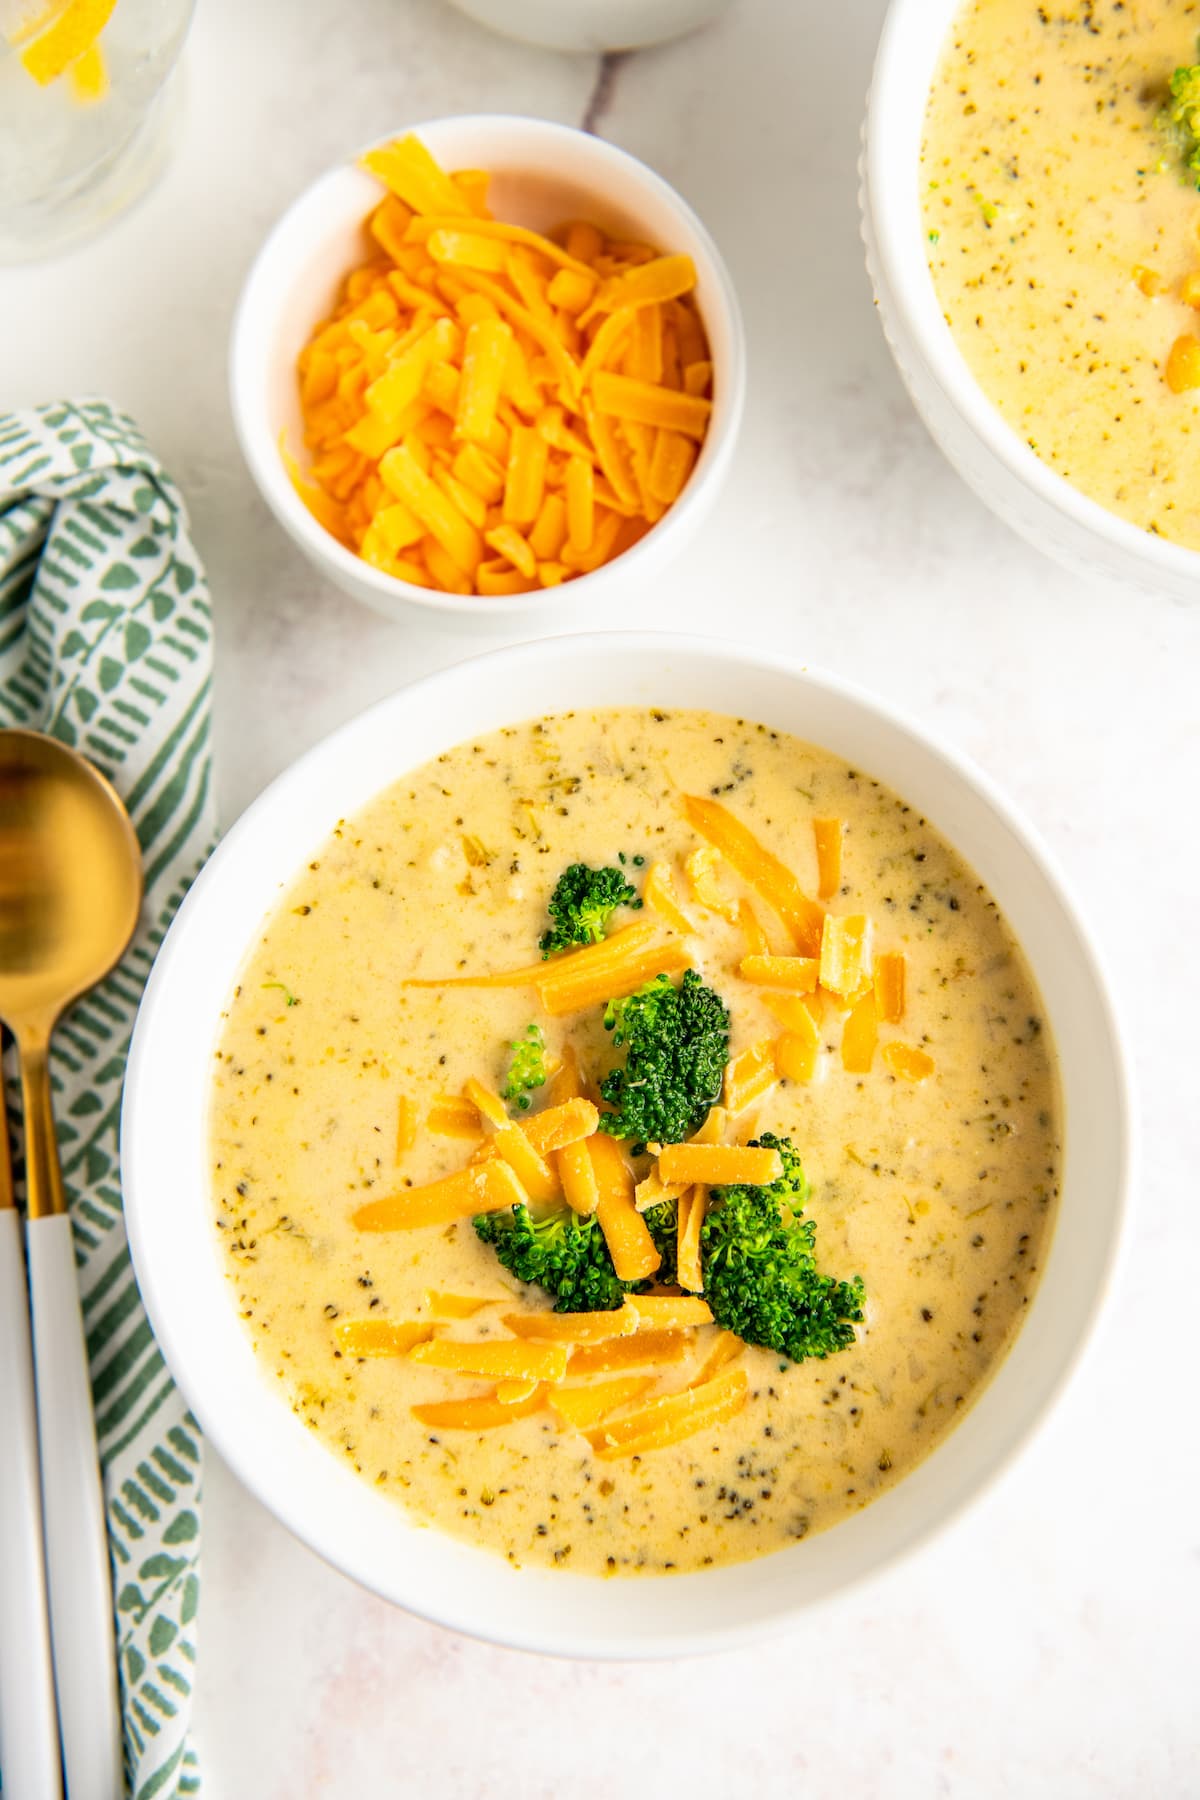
[0,400,213,1799]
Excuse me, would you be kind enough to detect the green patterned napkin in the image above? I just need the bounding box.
[0,400,213,1799]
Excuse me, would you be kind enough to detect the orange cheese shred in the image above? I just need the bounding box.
[379,443,483,574]
[589,1134,661,1282]
[495,1377,540,1404]
[363,136,473,217]
[841,991,879,1075]
[456,317,513,444]
[691,1330,744,1387]
[634,1166,690,1216]
[556,1138,602,1215]
[501,1308,636,1344]
[411,1385,547,1429]
[521,1097,600,1158]
[406,213,590,273]
[657,1143,783,1187]
[813,818,844,901]
[882,1042,936,1082]
[819,914,873,998]
[773,1010,821,1085]
[738,954,819,992]
[567,1328,691,1377]
[464,1078,559,1204]
[424,1291,494,1318]
[648,429,697,505]
[353,1155,524,1231]
[403,955,548,990]
[624,1295,713,1330]
[535,921,693,1017]
[682,794,825,956]
[549,1376,654,1430]
[395,1093,418,1161]
[587,254,698,318]
[426,1095,483,1137]
[684,845,739,923]
[335,1319,435,1357]
[411,1337,569,1383]
[723,1040,779,1115]
[642,860,695,935]
[690,1105,727,1146]
[874,952,907,1024]
[586,1367,749,1459]
[426,227,509,273]
[592,370,712,440]
[675,1191,707,1295]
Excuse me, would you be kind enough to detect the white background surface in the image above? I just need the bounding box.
[4,0,1198,1793]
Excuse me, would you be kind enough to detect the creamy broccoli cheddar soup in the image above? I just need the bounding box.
[923,0,1200,549]
[210,710,1060,1576]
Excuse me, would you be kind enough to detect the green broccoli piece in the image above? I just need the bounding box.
[500,1023,547,1111]
[599,970,730,1150]
[701,1133,865,1364]
[1162,63,1200,185]
[539,862,640,957]
[474,1204,629,1312]
[473,1192,678,1312]
[642,1198,678,1288]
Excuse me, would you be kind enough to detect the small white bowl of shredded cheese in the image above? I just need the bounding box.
[230,114,745,629]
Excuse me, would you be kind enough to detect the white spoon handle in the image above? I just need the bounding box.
[27,1215,123,1800]
[0,1209,62,1800]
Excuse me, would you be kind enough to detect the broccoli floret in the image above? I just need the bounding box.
[642,1198,678,1289]
[474,1204,629,1312]
[1163,64,1200,185]
[599,970,730,1150]
[474,1193,677,1311]
[539,863,640,957]
[701,1133,865,1364]
[500,1023,547,1111]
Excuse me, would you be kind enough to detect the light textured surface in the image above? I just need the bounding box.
[2,0,1197,1794]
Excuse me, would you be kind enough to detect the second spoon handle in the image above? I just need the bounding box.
[27,1212,124,1800]
[21,1031,123,1799]
[0,1209,62,1800]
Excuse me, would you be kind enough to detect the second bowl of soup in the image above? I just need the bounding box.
[122,634,1129,1654]
[864,0,1200,597]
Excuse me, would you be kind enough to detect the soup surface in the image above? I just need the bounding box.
[209,709,1060,1576]
[923,0,1200,548]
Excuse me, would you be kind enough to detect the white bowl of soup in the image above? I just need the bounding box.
[863,0,1200,598]
[230,115,745,628]
[121,634,1130,1655]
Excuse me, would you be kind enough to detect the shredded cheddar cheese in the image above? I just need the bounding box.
[292,134,713,595]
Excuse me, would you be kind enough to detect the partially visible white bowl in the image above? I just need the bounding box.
[121,632,1132,1658]
[230,116,745,630]
[862,0,1200,600]
[445,0,730,52]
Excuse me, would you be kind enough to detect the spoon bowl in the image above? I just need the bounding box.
[0,731,141,1031]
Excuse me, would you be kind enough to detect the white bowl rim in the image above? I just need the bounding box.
[229,113,747,619]
[121,631,1135,1656]
[866,0,1200,585]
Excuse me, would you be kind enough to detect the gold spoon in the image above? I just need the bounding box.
[0,729,141,1800]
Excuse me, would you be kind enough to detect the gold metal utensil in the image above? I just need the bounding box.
[0,729,142,1800]
[0,1040,61,1798]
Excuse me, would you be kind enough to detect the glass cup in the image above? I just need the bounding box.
[0,0,195,263]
